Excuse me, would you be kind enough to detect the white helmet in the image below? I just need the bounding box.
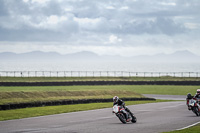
[113,96,119,103]
[197,89,200,94]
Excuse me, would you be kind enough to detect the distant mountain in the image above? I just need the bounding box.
[21,51,63,59]
[0,51,100,62]
[170,50,197,58]
[0,50,199,63]
[129,50,200,62]
[66,51,99,60]
[0,51,63,61]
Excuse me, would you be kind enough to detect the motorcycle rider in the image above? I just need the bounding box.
[187,93,193,110]
[113,96,131,121]
[194,89,200,99]
[194,89,200,111]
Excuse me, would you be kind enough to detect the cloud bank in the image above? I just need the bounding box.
[0,0,200,56]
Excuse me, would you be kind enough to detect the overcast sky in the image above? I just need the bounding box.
[0,0,200,56]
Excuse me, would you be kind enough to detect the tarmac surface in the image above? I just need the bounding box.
[0,95,199,133]
[143,94,186,100]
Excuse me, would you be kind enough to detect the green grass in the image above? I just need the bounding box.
[0,84,198,121]
[0,77,199,132]
[0,76,200,82]
[0,85,199,105]
[0,90,143,105]
[0,85,199,94]
[0,85,198,105]
[163,124,200,133]
[0,99,172,121]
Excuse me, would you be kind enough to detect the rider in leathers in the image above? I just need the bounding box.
[194,89,200,111]
[194,89,200,99]
[113,96,131,121]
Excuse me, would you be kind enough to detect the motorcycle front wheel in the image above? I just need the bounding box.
[194,107,200,116]
[117,114,127,124]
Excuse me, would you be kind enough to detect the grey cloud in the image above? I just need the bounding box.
[93,17,186,35]
[153,17,186,35]
[3,0,31,15]
[0,27,77,42]
[33,1,63,16]
[0,0,80,41]
[0,0,199,42]
[0,0,8,16]
[0,12,80,42]
[130,17,186,35]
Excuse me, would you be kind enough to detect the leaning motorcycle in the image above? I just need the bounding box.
[112,105,137,124]
[186,96,200,116]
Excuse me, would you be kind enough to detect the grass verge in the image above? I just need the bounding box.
[0,76,200,82]
[0,99,172,121]
[0,85,199,95]
[0,89,143,105]
[0,85,198,95]
[163,124,200,133]
[0,85,198,105]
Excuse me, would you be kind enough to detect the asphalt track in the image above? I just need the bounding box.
[0,95,200,133]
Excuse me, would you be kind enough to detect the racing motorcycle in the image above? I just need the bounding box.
[112,105,137,124]
[186,94,200,116]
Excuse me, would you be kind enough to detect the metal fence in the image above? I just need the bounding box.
[0,71,200,78]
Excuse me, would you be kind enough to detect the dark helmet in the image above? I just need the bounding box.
[113,96,119,103]
[187,93,192,99]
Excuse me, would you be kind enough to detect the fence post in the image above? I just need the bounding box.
[1,71,200,78]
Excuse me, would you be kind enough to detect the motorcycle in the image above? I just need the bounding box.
[186,96,200,116]
[112,105,137,124]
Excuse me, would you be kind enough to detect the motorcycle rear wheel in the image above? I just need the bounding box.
[131,115,137,123]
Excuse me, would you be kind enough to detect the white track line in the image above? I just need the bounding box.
[176,121,200,131]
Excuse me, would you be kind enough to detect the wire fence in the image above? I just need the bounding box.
[0,71,200,78]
